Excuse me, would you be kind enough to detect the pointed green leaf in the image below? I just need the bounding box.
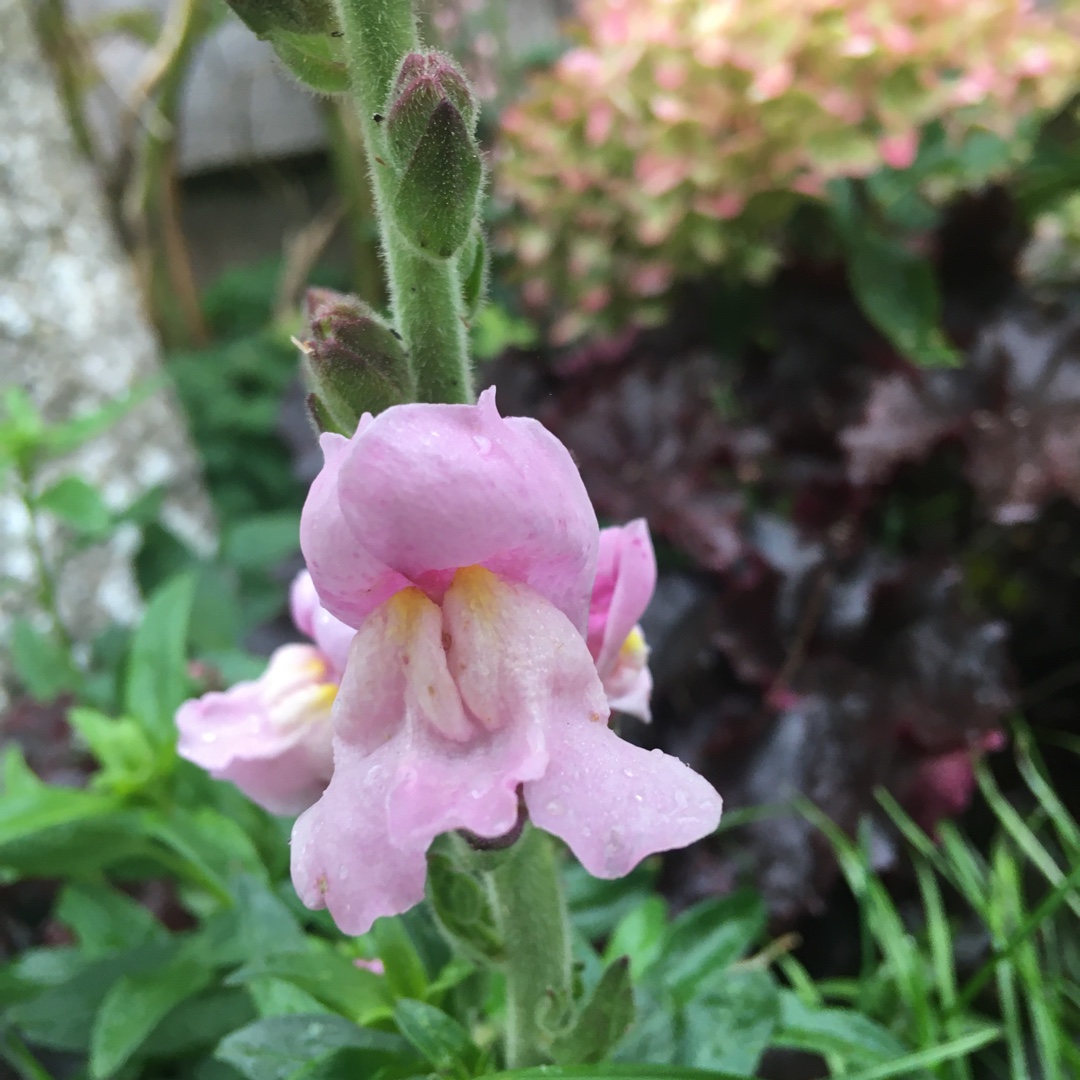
[551,957,635,1065]
[124,572,195,742]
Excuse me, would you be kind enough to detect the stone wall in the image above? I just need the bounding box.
[0,0,215,708]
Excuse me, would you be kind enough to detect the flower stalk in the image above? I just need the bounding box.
[332,0,474,404]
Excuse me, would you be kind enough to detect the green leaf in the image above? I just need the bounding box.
[655,891,766,1002]
[89,953,214,1078]
[551,958,635,1065]
[42,385,156,456]
[7,940,180,1052]
[36,476,112,536]
[845,231,958,368]
[124,572,195,742]
[267,30,350,94]
[223,511,301,571]
[604,896,667,980]
[232,875,307,960]
[10,618,77,701]
[216,1014,410,1080]
[227,951,393,1021]
[286,1044,422,1079]
[772,991,907,1064]
[142,987,257,1060]
[372,917,429,1000]
[393,999,479,1076]
[487,1067,746,1079]
[67,707,157,792]
[681,970,778,1075]
[0,784,156,878]
[55,882,167,958]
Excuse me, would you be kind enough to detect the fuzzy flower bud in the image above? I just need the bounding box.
[300,288,414,432]
[385,51,484,259]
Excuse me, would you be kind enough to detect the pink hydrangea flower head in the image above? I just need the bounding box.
[292,389,722,934]
[588,520,657,722]
[176,571,351,815]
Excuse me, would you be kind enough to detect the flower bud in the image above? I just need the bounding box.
[386,52,478,168]
[385,51,484,259]
[300,288,414,432]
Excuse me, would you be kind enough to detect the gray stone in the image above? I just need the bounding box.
[0,0,215,708]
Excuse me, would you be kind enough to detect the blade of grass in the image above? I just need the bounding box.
[839,1027,1001,1080]
[974,762,1080,920]
[1013,724,1080,858]
[987,843,1027,1078]
[952,855,1080,1016]
[914,858,971,1080]
[997,844,1063,1080]
[798,799,937,1049]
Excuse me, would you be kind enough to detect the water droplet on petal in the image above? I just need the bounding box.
[473,435,491,454]
[546,800,564,816]
[623,767,634,778]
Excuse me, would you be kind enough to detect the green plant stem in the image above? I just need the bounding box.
[481,825,573,1068]
[333,0,473,403]
[17,464,72,654]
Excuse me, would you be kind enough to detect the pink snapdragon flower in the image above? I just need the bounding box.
[175,571,354,815]
[292,389,721,934]
[589,521,656,722]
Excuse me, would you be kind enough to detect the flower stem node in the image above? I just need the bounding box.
[300,288,415,432]
[385,51,484,259]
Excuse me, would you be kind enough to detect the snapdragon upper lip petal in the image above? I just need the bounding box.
[589,519,657,679]
[309,387,599,634]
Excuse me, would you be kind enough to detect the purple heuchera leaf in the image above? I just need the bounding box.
[291,388,721,934]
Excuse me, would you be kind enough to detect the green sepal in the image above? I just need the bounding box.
[549,958,636,1065]
[385,52,477,170]
[268,30,350,94]
[300,288,415,430]
[305,392,346,435]
[225,0,338,36]
[458,227,489,318]
[425,839,504,967]
[392,99,483,259]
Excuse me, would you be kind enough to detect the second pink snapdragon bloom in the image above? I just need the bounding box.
[293,389,721,934]
[175,572,353,815]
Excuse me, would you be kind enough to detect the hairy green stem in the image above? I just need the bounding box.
[483,826,573,1067]
[334,0,473,403]
[17,464,72,655]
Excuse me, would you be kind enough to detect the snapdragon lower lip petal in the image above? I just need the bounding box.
[290,739,429,935]
[175,641,336,816]
[525,718,723,879]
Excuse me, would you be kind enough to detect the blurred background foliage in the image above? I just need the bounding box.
[6,0,1080,1077]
